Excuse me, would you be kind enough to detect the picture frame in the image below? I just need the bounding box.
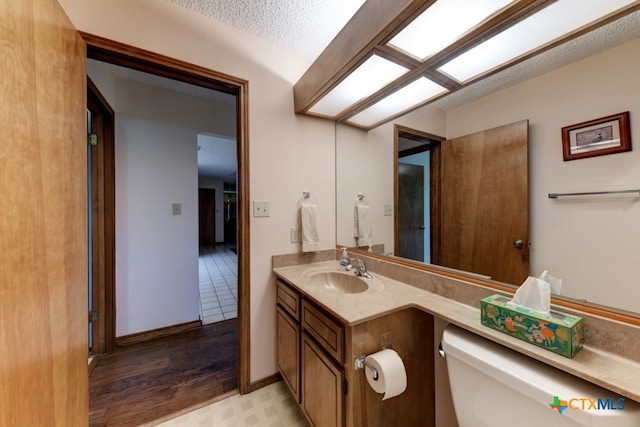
[561,111,631,161]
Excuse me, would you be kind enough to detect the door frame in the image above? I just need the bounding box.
[82,32,251,394]
[393,125,444,264]
[87,76,116,355]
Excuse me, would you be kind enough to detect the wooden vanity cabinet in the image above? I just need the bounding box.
[276,280,302,400]
[276,278,435,427]
[277,279,345,426]
[301,333,344,427]
[276,305,300,400]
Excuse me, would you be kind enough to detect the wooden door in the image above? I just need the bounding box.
[0,0,88,425]
[199,188,216,245]
[439,120,529,285]
[398,163,425,262]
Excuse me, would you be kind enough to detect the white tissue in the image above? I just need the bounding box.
[508,275,551,316]
[539,270,563,295]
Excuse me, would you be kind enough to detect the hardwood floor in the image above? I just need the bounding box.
[89,319,238,426]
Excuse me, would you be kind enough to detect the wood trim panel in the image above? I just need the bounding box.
[247,373,282,394]
[115,320,202,347]
[277,279,301,321]
[293,0,435,113]
[295,0,640,130]
[81,33,252,392]
[302,301,345,364]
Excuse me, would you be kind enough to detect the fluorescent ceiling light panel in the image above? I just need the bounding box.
[309,55,408,116]
[438,0,636,82]
[348,77,448,127]
[388,0,512,60]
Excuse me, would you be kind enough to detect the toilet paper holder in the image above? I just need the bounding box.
[354,355,379,381]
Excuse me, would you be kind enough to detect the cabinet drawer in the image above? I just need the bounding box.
[277,279,300,321]
[302,300,344,364]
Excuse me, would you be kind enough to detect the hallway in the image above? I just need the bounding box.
[199,245,238,324]
[89,320,238,426]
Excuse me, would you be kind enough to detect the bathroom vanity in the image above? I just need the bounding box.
[275,273,435,427]
[273,250,640,427]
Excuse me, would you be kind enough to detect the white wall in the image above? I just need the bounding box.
[60,0,336,382]
[115,115,200,335]
[336,107,446,254]
[445,38,640,314]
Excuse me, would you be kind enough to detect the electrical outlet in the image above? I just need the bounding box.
[253,200,270,217]
[290,228,301,243]
[384,204,393,216]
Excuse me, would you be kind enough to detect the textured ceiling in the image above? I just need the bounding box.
[166,1,640,114]
[165,0,367,59]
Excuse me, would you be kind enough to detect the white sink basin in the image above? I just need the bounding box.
[302,268,385,294]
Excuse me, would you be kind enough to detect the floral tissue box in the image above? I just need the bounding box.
[481,294,584,358]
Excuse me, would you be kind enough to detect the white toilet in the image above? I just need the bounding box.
[442,325,640,427]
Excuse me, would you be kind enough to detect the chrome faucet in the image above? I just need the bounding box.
[352,258,373,279]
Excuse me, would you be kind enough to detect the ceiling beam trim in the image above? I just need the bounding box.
[293,0,435,113]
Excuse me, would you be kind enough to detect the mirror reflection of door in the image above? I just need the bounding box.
[398,162,425,261]
[395,126,442,263]
[440,120,529,285]
[395,121,529,285]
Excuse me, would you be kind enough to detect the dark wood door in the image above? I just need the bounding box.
[439,120,529,285]
[199,188,216,245]
[398,163,425,262]
[0,0,88,423]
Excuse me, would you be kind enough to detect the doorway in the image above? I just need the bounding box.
[83,33,250,394]
[394,125,443,264]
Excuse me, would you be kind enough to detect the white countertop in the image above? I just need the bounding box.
[273,260,640,403]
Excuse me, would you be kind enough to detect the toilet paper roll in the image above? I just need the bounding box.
[364,348,407,400]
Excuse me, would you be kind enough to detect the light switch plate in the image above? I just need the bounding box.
[384,204,393,216]
[172,203,182,215]
[290,228,301,243]
[253,200,270,217]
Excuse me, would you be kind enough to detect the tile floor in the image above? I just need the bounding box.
[199,245,238,324]
[152,381,309,427]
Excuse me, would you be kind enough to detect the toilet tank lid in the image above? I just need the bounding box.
[442,325,640,424]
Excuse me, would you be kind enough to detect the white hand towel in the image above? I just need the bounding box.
[300,201,319,252]
[354,203,372,248]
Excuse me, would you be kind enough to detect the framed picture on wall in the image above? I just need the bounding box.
[561,111,631,161]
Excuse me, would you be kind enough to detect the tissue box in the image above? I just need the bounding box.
[480,294,583,358]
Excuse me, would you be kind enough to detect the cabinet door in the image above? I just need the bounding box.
[301,333,344,427]
[277,306,300,401]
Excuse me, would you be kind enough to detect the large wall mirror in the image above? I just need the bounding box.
[335,30,640,323]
